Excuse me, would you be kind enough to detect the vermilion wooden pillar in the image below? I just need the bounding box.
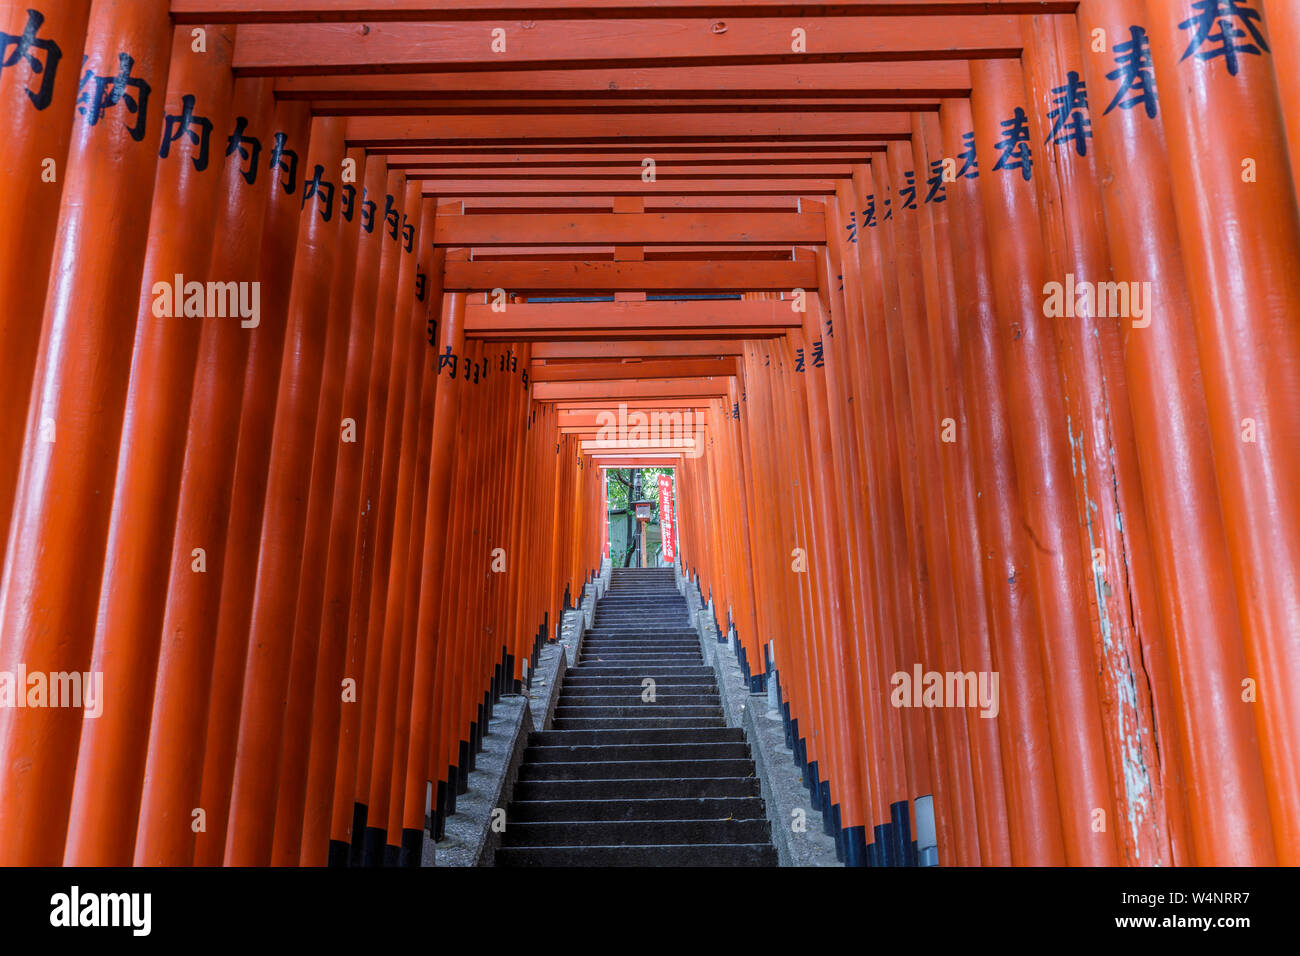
[847,164,918,864]
[135,77,278,866]
[269,144,370,866]
[907,112,1013,867]
[1147,0,1300,863]
[364,192,432,866]
[400,278,464,865]
[424,292,469,842]
[302,152,389,867]
[970,57,1119,866]
[194,98,311,866]
[884,140,981,866]
[0,0,90,567]
[809,220,876,864]
[1019,12,1172,866]
[328,168,406,864]
[0,0,173,866]
[870,152,955,863]
[1264,0,1300,187]
[931,104,1066,866]
[64,24,236,867]
[1074,0,1263,868]
[225,115,347,867]
[384,243,446,865]
[354,177,422,867]
[817,221,883,855]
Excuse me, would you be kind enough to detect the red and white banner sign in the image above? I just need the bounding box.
[658,474,676,563]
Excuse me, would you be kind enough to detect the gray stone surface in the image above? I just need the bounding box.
[674,561,840,867]
[440,561,613,864]
[527,637,566,733]
[435,695,532,866]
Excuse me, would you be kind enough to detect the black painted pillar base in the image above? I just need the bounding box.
[456,742,471,794]
[446,766,460,815]
[398,827,423,867]
[348,802,368,868]
[361,825,386,867]
[891,800,916,867]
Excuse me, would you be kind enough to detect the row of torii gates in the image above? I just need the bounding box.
[0,0,1298,867]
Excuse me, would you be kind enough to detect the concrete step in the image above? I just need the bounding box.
[592,613,691,621]
[564,671,717,676]
[507,795,764,822]
[502,818,772,847]
[525,742,748,763]
[552,704,723,718]
[518,758,754,780]
[496,843,778,866]
[550,717,728,731]
[577,656,703,666]
[511,776,761,800]
[582,630,699,639]
[579,652,702,659]
[531,727,744,745]
[496,568,776,867]
[558,682,717,694]
[580,644,700,652]
[555,694,720,707]
[582,639,702,647]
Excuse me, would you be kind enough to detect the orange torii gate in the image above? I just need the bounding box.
[0,0,1297,879]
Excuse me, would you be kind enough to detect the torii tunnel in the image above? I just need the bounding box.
[0,0,1298,871]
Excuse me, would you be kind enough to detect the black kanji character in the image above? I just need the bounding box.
[863,195,877,228]
[925,158,947,204]
[268,131,298,194]
[899,170,918,210]
[76,52,151,141]
[360,188,376,234]
[1,9,62,111]
[382,193,399,240]
[341,183,356,222]
[401,213,414,252]
[844,210,858,243]
[1047,71,1092,157]
[1105,25,1159,118]
[438,345,458,376]
[1179,0,1269,77]
[160,93,212,171]
[795,347,805,372]
[225,116,261,185]
[301,164,334,221]
[955,131,979,180]
[992,106,1033,182]
[812,340,824,368]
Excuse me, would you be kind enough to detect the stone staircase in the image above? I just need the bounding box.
[496,567,777,866]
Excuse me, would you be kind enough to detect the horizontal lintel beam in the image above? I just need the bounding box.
[435,212,824,246]
[443,259,815,292]
[466,298,802,335]
[531,357,740,381]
